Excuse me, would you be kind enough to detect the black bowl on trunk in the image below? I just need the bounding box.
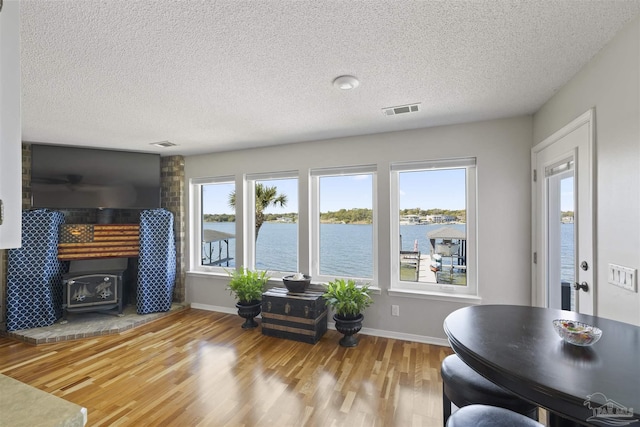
[282,275,312,293]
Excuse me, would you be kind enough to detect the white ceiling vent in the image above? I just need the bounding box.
[382,103,421,116]
[150,140,177,148]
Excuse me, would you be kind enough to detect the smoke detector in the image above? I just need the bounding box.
[382,103,421,116]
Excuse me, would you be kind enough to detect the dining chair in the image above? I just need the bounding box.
[441,354,539,425]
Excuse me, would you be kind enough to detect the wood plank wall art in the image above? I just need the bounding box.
[58,224,140,260]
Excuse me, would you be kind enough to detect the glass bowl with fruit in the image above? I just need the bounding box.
[553,319,602,346]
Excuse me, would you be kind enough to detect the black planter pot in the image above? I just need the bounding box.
[333,313,364,347]
[236,301,261,329]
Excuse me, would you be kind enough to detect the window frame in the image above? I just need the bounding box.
[389,158,477,296]
[189,175,237,275]
[310,165,378,285]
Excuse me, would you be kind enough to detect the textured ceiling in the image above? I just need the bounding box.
[20,0,640,156]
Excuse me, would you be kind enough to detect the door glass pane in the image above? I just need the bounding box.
[560,175,575,311]
[547,171,575,310]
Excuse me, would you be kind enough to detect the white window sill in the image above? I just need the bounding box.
[367,286,382,295]
[187,271,382,295]
[187,270,282,287]
[187,270,229,279]
[387,288,482,304]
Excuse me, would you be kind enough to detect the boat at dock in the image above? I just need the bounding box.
[400,226,468,285]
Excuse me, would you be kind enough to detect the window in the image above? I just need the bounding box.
[310,166,376,283]
[245,173,298,276]
[390,159,476,295]
[191,177,236,273]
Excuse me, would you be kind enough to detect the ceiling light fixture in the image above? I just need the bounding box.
[333,75,359,90]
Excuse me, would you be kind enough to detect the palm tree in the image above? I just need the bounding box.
[229,183,287,240]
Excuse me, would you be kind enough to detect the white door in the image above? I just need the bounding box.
[0,0,22,249]
[532,110,595,315]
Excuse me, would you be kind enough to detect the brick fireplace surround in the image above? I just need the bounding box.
[0,144,187,338]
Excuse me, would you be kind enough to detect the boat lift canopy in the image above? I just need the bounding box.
[427,226,466,262]
[202,229,235,266]
[426,226,466,241]
[427,226,467,284]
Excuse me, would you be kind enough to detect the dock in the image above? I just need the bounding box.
[401,251,438,282]
[202,229,235,267]
[417,254,437,282]
[401,252,466,284]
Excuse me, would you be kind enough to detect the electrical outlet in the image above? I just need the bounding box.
[391,305,400,316]
[608,263,637,292]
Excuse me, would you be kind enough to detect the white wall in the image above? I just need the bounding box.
[533,17,640,325]
[184,116,533,343]
[0,0,22,249]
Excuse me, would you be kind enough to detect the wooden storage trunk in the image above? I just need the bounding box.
[261,287,328,344]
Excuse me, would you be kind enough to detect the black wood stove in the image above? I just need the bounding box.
[61,258,129,322]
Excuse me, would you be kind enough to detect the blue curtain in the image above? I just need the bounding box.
[137,209,176,314]
[6,209,66,331]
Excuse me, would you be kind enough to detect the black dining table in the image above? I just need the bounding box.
[443,305,640,426]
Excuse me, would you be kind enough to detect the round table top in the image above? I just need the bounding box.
[443,305,640,425]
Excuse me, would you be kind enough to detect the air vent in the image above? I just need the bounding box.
[382,103,421,116]
[150,141,177,148]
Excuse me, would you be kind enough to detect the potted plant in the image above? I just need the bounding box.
[227,267,270,329]
[323,278,373,347]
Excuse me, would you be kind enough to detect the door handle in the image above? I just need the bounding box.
[574,282,589,292]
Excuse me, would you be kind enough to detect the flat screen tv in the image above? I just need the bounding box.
[31,144,161,209]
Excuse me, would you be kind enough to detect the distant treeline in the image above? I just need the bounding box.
[204,207,465,225]
[320,208,372,224]
[400,208,466,223]
[203,213,296,223]
[203,214,236,222]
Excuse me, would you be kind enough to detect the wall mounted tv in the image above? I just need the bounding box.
[31,144,161,209]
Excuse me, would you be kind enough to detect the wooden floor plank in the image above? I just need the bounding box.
[0,308,453,426]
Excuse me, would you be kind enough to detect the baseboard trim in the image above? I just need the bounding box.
[190,303,237,315]
[191,303,450,347]
[338,323,449,347]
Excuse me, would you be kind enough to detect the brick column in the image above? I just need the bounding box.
[160,156,185,303]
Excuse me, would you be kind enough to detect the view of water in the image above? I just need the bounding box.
[204,221,574,280]
[204,222,466,278]
[561,222,575,283]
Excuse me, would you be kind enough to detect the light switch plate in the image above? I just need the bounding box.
[608,263,637,292]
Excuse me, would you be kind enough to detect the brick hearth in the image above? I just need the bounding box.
[3,303,189,345]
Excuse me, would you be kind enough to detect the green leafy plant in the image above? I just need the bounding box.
[226,267,270,304]
[229,183,287,240]
[323,278,373,318]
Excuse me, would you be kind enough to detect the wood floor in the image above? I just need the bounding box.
[0,308,453,427]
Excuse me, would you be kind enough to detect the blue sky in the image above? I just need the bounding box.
[320,174,372,212]
[399,169,465,210]
[561,176,574,211]
[202,169,467,215]
[202,182,235,215]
